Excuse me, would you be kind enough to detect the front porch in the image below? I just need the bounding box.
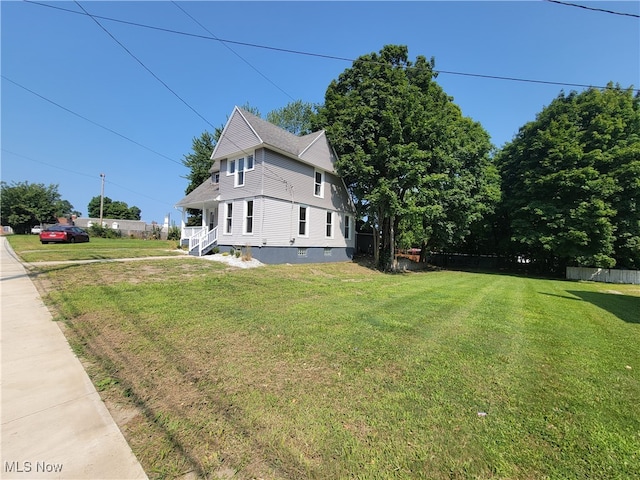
[175,179,220,256]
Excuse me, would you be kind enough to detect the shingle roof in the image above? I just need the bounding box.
[238,108,324,157]
[175,179,219,208]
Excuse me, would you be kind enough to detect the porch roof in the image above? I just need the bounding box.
[175,179,219,209]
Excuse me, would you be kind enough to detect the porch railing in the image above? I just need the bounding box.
[187,226,218,256]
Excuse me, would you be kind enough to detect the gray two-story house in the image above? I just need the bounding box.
[176,107,357,264]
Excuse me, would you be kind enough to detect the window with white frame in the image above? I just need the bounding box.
[298,248,308,257]
[314,170,324,198]
[224,203,233,234]
[325,211,333,238]
[244,200,254,234]
[344,215,351,240]
[227,153,254,187]
[236,157,245,187]
[298,206,308,236]
[213,172,220,184]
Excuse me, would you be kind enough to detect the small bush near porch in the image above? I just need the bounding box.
[31,257,640,479]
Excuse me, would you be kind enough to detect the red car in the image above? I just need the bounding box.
[40,225,90,244]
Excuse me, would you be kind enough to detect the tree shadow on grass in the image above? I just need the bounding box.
[566,290,640,324]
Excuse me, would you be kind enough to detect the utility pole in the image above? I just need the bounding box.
[99,173,105,226]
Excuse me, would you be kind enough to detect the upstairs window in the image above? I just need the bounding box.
[314,170,324,198]
[213,172,220,184]
[237,157,245,187]
[228,153,254,187]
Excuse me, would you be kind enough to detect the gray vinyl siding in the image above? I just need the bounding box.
[261,149,351,210]
[217,197,263,246]
[212,109,260,160]
[215,196,355,250]
[259,197,355,249]
[218,152,262,200]
[299,134,336,173]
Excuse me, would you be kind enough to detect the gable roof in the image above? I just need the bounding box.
[210,107,336,173]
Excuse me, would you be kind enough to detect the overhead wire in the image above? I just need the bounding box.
[73,1,217,130]
[544,0,640,18]
[1,149,177,208]
[170,1,295,101]
[23,0,637,93]
[2,75,184,166]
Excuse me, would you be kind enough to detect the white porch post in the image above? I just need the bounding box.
[180,208,186,239]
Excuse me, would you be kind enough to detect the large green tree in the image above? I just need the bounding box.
[266,100,318,135]
[497,84,640,271]
[0,181,78,233]
[87,196,141,220]
[317,45,497,270]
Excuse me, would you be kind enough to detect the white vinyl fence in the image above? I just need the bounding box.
[566,267,640,285]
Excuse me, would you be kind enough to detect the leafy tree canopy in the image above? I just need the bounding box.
[317,44,498,270]
[87,196,142,220]
[0,181,79,233]
[497,83,640,270]
[266,100,318,135]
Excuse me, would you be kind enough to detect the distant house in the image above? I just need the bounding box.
[175,107,357,264]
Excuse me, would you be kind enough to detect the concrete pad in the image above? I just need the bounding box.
[1,237,147,479]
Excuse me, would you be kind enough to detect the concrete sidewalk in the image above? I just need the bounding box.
[0,237,147,479]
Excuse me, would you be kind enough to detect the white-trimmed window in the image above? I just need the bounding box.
[298,248,308,257]
[227,153,254,187]
[314,170,324,198]
[224,203,233,234]
[236,157,245,187]
[344,215,351,240]
[244,200,254,235]
[298,205,308,237]
[213,172,220,184]
[325,211,333,238]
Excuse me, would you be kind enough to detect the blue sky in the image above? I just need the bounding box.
[2,1,639,225]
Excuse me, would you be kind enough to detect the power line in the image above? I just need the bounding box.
[170,1,295,101]
[2,75,183,166]
[73,1,216,130]
[25,0,636,94]
[2,148,177,208]
[544,0,640,18]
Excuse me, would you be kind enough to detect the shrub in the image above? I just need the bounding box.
[88,224,122,239]
[167,225,181,241]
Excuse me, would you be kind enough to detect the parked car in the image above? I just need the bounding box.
[40,225,90,244]
[30,225,43,235]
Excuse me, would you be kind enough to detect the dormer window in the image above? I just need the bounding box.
[212,172,220,184]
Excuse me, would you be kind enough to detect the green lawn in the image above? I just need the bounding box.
[20,244,640,479]
[7,234,182,262]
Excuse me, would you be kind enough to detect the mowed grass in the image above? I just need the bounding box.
[7,234,182,262]
[24,249,640,479]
